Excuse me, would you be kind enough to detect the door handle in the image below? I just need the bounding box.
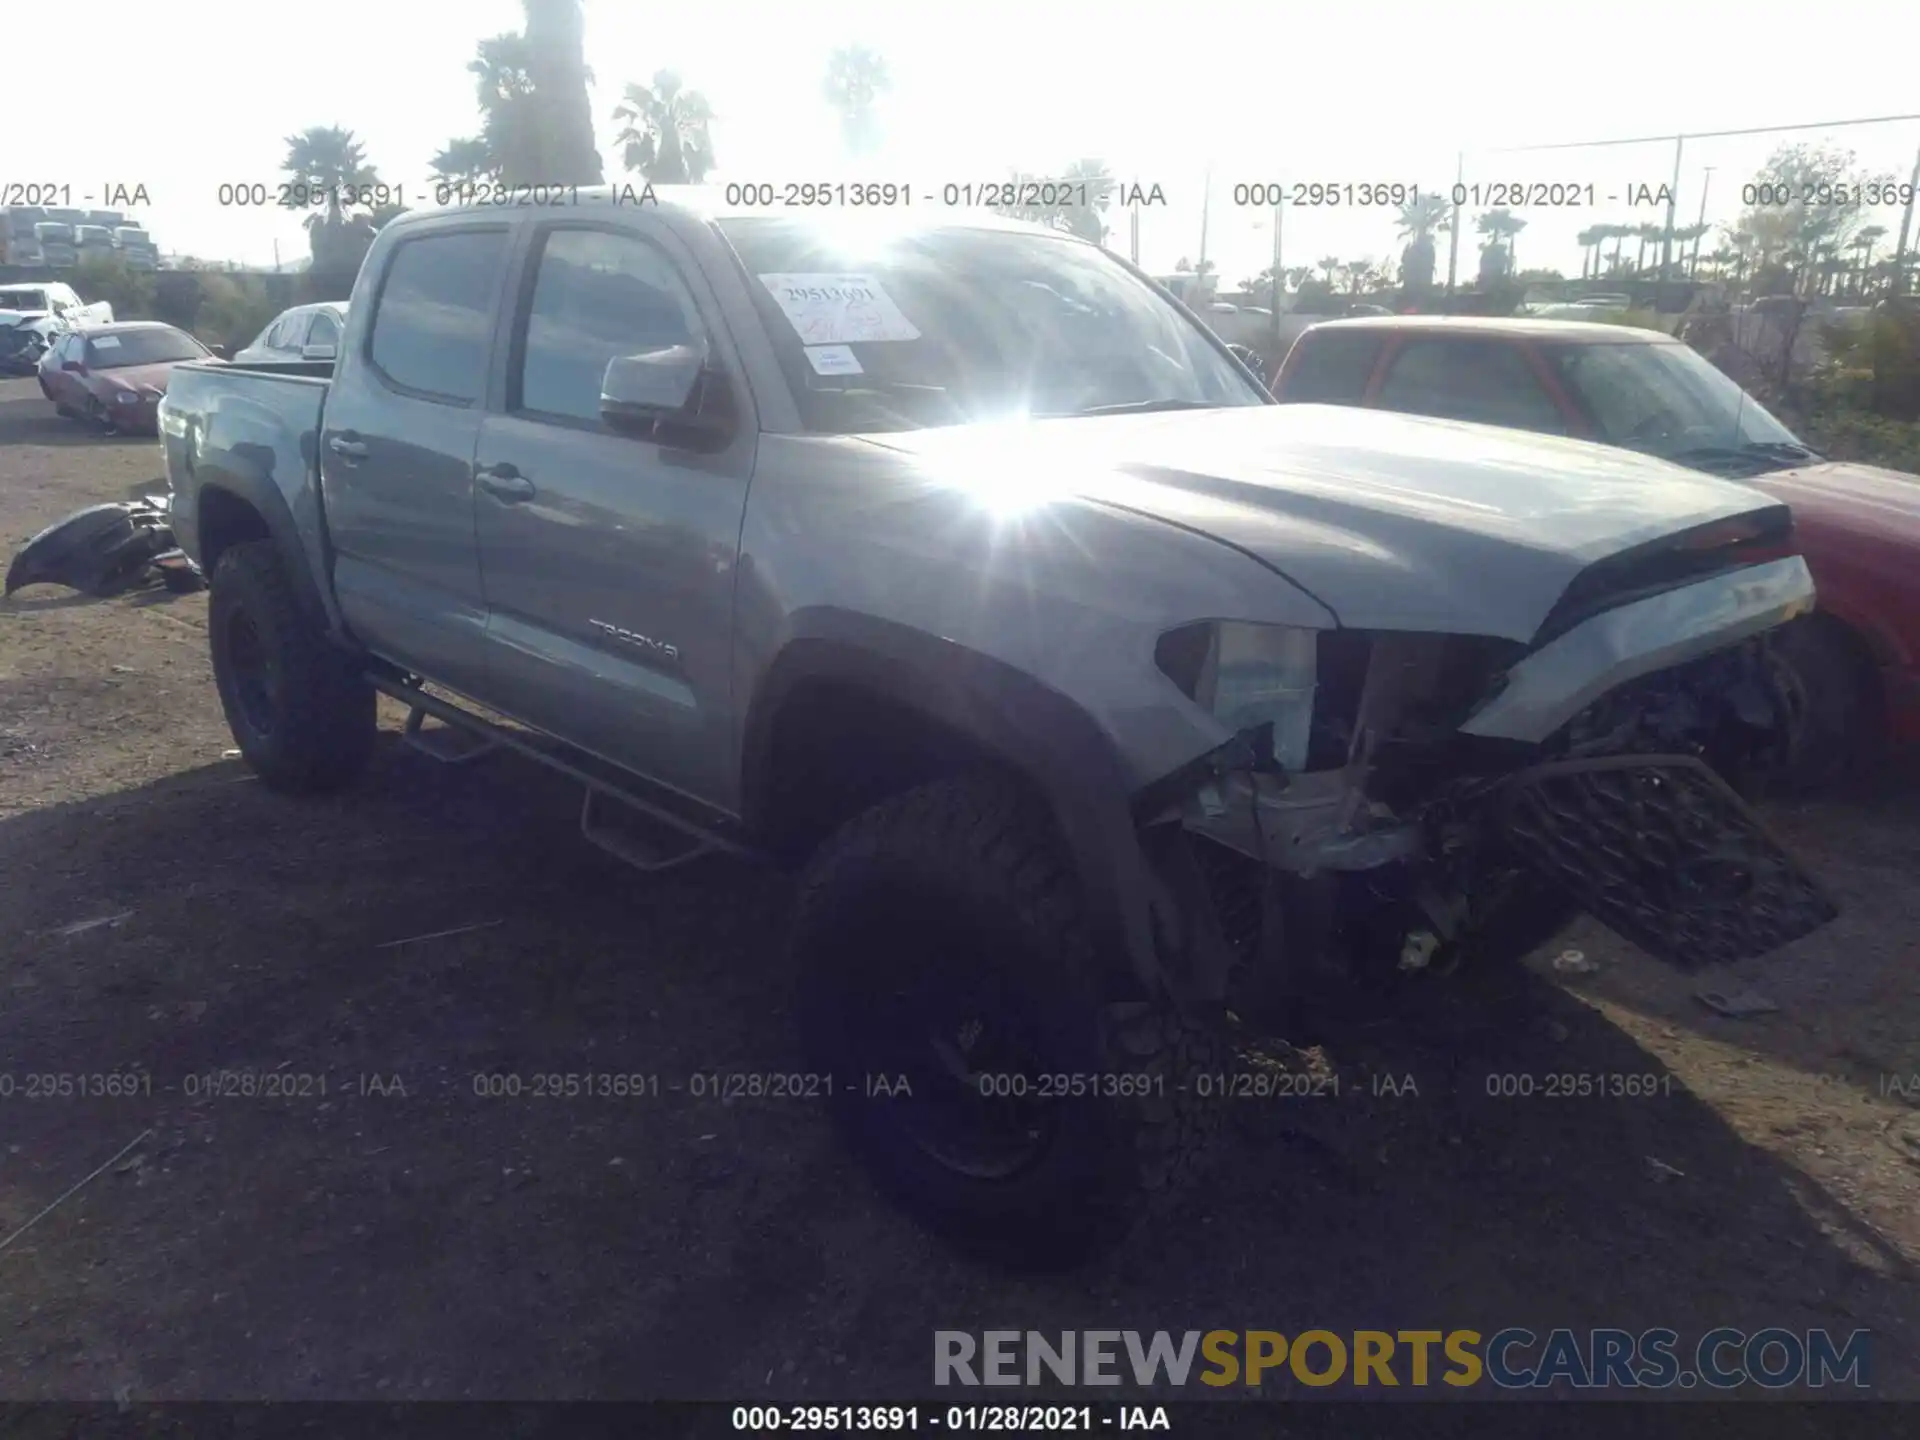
[476,463,535,502]
[328,433,369,461]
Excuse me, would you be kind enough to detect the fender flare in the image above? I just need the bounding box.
[184,435,344,639]
[739,615,1168,1000]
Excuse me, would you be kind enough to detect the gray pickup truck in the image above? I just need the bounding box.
[158,188,1835,1269]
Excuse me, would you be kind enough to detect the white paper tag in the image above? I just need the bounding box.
[758,273,921,344]
[803,344,864,376]
[91,335,121,349]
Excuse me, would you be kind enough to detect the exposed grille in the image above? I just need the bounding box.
[1496,753,1836,969]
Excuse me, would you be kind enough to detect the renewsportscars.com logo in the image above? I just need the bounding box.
[934,1328,1872,1390]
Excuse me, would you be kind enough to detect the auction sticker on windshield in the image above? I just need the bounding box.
[758,274,921,344]
[803,344,864,376]
[92,335,121,349]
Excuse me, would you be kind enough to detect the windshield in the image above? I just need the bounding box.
[75,226,112,244]
[85,329,206,368]
[1543,340,1806,466]
[114,228,150,245]
[35,224,73,243]
[716,217,1266,434]
[0,289,50,313]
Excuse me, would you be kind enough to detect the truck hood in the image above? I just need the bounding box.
[0,310,50,327]
[859,403,1789,642]
[1749,460,1920,545]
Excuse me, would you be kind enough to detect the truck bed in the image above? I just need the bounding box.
[161,360,333,605]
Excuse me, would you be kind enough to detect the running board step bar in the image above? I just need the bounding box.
[369,674,752,875]
[402,705,501,766]
[579,787,715,872]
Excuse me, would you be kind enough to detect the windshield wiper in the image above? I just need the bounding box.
[1667,440,1820,473]
[1042,398,1218,418]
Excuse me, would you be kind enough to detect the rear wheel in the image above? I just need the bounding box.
[208,540,375,793]
[795,777,1218,1271]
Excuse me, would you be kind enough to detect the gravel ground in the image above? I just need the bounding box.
[0,374,1916,1402]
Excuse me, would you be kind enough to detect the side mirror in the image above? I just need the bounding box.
[61,359,84,373]
[207,343,232,361]
[300,343,337,362]
[600,343,732,446]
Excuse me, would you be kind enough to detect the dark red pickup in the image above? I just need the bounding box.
[1269,315,1920,780]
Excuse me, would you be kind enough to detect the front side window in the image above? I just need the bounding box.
[1375,337,1568,434]
[717,217,1265,434]
[515,227,706,425]
[307,312,341,348]
[368,229,510,402]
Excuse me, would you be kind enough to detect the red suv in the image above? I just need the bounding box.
[1269,316,1920,786]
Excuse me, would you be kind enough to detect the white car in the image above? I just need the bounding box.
[0,281,113,374]
[233,302,348,364]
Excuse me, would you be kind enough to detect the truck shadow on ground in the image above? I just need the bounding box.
[0,392,155,449]
[0,735,1912,1398]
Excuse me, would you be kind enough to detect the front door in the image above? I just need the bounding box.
[472,218,756,813]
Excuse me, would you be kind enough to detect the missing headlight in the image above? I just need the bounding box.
[1156,621,1319,772]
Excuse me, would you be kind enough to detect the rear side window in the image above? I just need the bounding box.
[368,229,510,403]
[1375,337,1568,434]
[1279,330,1384,404]
[307,312,341,347]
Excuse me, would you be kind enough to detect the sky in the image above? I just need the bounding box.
[12,0,1920,284]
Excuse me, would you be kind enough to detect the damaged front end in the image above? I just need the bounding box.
[1136,548,1838,1017]
[4,496,203,599]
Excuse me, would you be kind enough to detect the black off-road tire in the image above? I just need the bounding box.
[1772,614,1876,796]
[208,540,375,793]
[794,776,1220,1271]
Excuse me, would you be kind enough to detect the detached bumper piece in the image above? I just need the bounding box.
[1496,754,1837,969]
[4,497,188,598]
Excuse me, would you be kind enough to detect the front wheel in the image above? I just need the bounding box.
[1771,615,1876,795]
[208,540,375,793]
[794,777,1219,1271]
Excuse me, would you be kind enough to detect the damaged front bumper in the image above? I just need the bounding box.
[1495,753,1837,968]
[1149,557,1835,978]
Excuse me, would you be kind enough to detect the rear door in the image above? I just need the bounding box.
[471,214,756,811]
[319,220,516,700]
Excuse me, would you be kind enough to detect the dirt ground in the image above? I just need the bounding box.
[1,373,1917,1402]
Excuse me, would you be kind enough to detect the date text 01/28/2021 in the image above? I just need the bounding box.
[729,1405,1168,1432]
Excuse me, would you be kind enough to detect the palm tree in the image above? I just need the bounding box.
[1851,225,1888,296]
[1284,265,1314,292]
[1671,222,1709,278]
[520,0,603,184]
[1316,255,1341,285]
[431,137,499,186]
[1605,223,1629,274]
[281,127,381,275]
[1575,225,1600,279]
[612,70,716,183]
[1056,159,1116,243]
[822,45,889,158]
[1474,208,1525,276]
[1396,194,1452,292]
[443,32,537,185]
